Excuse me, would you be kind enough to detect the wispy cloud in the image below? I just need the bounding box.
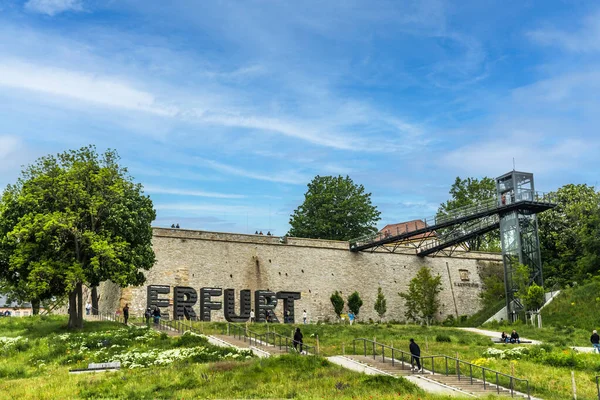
[0,60,174,116]
[195,158,309,185]
[24,0,83,16]
[0,135,21,160]
[143,185,246,199]
[154,203,268,216]
[441,134,591,176]
[527,11,600,53]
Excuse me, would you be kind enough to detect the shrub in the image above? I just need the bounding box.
[330,291,344,318]
[435,334,452,343]
[347,291,363,316]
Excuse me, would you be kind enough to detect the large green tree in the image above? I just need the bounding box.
[538,184,600,286]
[288,175,380,240]
[0,146,155,328]
[437,177,500,251]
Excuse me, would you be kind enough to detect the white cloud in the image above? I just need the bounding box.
[0,60,175,116]
[441,134,591,176]
[0,135,21,160]
[24,0,83,16]
[154,203,268,216]
[196,158,308,185]
[527,11,600,53]
[143,185,246,199]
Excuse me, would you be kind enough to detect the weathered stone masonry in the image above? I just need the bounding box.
[100,228,502,323]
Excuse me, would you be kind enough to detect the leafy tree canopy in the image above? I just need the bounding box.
[437,177,500,251]
[538,183,600,286]
[330,291,344,318]
[399,267,442,326]
[374,287,387,321]
[0,146,156,328]
[347,291,363,316]
[288,175,380,241]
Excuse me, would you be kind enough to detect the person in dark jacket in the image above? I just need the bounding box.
[510,330,520,344]
[144,308,152,326]
[123,304,129,325]
[152,306,161,325]
[501,331,509,343]
[591,330,600,353]
[409,338,422,372]
[293,327,304,353]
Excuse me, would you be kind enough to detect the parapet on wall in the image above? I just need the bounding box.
[100,228,502,322]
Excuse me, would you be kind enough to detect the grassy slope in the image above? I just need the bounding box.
[540,279,600,331]
[0,316,440,400]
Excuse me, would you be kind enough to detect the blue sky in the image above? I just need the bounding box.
[0,0,599,236]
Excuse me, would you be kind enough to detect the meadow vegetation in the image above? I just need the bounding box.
[0,316,438,400]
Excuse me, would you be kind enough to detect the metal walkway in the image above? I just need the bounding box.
[349,191,556,256]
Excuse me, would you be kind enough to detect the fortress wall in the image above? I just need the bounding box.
[105,228,502,323]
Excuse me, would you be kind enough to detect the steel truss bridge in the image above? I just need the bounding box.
[349,191,556,257]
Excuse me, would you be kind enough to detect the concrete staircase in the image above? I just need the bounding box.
[344,355,532,398]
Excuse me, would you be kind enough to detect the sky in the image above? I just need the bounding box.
[0,0,599,236]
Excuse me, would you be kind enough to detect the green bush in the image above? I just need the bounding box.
[435,334,452,343]
[0,364,28,379]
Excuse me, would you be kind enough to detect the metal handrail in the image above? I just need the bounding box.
[352,338,530,399]
[91,307,124,325]
[350,191,557,249]
[417,215,499,252]
[221,323,318,355]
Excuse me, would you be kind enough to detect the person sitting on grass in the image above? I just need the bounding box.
[591,329,600,353]
[501,331,509,343]
[510,330,520,344]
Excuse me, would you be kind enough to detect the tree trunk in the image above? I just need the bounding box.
[67,283,85,329]
[76,282,84,328]
[68,287,78,329]
[31,299,40,315]
[91,286,99,315]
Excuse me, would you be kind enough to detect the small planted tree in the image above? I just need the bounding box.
[523,283,545,311]
[330,291,345,318]
[347,291,363,317]
[374,287,387,322]
[399,267,442,326]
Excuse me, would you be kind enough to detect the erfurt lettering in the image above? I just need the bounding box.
[147,285,301,323]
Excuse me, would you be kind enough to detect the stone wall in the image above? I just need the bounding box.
[103,228,503,323]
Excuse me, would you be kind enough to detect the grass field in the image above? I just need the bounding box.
[0,316,440,400]
[191,320,600,400]
[2,315,600,399]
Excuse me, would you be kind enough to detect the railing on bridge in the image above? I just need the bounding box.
[417,214,499,255]
[350,191,556,251]
[352,338,530,399]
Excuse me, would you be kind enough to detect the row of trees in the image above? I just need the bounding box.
[0,146,156,329]
[329,268,442,324]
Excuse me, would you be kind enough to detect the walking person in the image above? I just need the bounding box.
[348,311,355,326]
[293,327,304,353]
[123,304,129,326]
[303,310,307,324]
[152,306,161,325]
[85,301,92,316]
[591,329,600,353]
[250,309,255,323]
[409,339,422,372]
[144,308,152,326]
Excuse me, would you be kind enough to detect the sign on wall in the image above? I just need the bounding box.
[147,285,301,323]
